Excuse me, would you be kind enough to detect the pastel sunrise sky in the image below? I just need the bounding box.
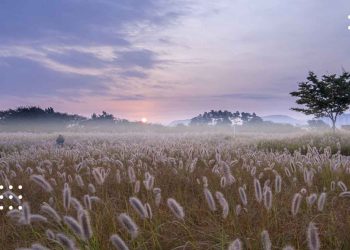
[0,1,349,123]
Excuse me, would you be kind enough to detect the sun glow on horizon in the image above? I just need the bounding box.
[141,117,148,123]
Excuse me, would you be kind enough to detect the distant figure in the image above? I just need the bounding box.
[56,134,65,146]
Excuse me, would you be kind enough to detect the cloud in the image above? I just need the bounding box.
[0,0,184,46]
[211,93,286,100]
[120,70,148,79]
[114,49,158,69]
[0,57,110,98]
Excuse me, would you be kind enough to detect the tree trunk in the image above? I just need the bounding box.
[332,119,336,133]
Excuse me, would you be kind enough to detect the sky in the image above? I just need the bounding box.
[0,0,350,124]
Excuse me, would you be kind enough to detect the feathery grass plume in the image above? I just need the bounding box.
[63,216,84,239]
[204,188,216,211]
[78,209,93,240]
[339,191,350,197]
[6,209,22,221]
[25,167,33,175]
[220,177,226,188]
[222,161,236,185]
[254,178,262,203]
[250,166,256,176]
[143,174,154,190]
[75,174,84,187]
[49,197,54,206]
[56,233,76,250]
[337,181,347,192]
[118,213,139,239]
[284,167,291,177]
[144,203,153,219]
[22,202,31,225]
[127,166,136,183]
[29,214,48,223]
[300,188,307,195]
[167,198,185,220]
[29,243,50,250]
[84,194,92,210]
[317,192,326,211]
[30,175,53,192]
[275,175,282,193]
[63,183,71,211]
[88,183,96,193]
[330,181,335,191]
[155,192,161,207]
[129,197,148,219]
[306,193,317,206]
[41,203,61,224]
[110,234,129,250]
[258,172,264,179]
[70,197,83,211]
[89,196,101,203]
[235,204,242,216]
[50,178,57,186]
[282,246,295,250]
[3,191,21,204]
[291,193,302,216]
[45,229,55,240]
[261,230,272,250]
[134,180,140,193]
[263,187,272,211]
[238,187,248,206]
[228,238,242,250]
[92,168,104,185]
[215,191,229,219]
[116,169,122,184]
[307,222,320,250]
[263,180,271,190]
[202,176,208,188]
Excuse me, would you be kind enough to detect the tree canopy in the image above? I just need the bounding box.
[290,71,350,131]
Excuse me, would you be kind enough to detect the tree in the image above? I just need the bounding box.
[290,71,350,132]
[307,119,330,129]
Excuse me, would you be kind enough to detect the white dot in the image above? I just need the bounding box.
[18,185,22,190]
[0,195,3,199]
[18,206,22,210]
[0,185,3,190]
[9,185,13,190]
[9,195,13,200]
[348,26,350,30]
[18,195,22,199]
[348,15,350,19]
[0,206,3,210]
[9,206,13,210]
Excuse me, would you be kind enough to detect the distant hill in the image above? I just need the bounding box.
[321,113,350,127]
[262,115,307,126]
[168,119,191,127]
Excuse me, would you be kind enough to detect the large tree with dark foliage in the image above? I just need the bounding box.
[190,110,262,126]
[290,71,350,132]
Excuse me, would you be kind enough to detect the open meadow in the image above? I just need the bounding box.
[1,132,350,250]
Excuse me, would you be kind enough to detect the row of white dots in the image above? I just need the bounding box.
[0,205,22,210]
[0,185,22,190]
[0,195,23,200]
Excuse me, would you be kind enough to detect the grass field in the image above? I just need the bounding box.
[1,132,350,249]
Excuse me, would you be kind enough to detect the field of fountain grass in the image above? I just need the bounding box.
[0,132,350,250]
